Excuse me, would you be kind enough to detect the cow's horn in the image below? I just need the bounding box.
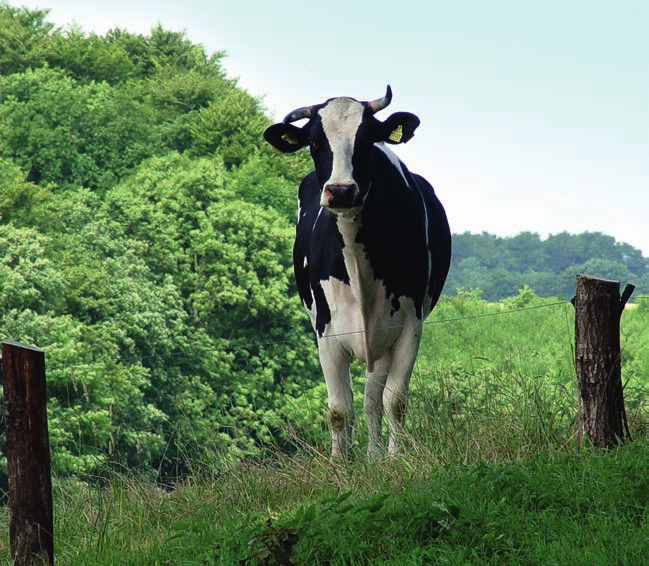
[283,106,315,123]
[367,85,392,114]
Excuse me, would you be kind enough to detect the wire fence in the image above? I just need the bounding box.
[47,300,571,372]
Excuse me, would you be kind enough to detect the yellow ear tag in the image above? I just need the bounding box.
[388,125,403,143]
[281,133,299,145]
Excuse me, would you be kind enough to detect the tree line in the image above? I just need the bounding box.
[0,3,646,481]
[447,231,648,301]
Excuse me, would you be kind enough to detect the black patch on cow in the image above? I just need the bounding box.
[355,148,432,319]
[411,169,452,310]
[294,172,350,337]
[307,120,335,188]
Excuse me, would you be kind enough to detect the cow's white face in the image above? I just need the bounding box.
[317,98,365,211]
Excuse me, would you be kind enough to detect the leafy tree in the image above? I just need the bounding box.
[564,258,629,287]
[188,86,269,167]
[0,3,226,84]
[0,8,325,476]
[142,25,224,77]
[0,67,158,191]
[0,223,63,315]
[0,219,168,475]
[226,152,304,222]
[503,232,548,272]
[44,26,135,84]
[543,232,586,273]
[0,2,53,75]
[99,153,321,463]
[0,157,50,225]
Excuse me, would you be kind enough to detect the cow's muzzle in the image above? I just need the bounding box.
[322,183,359,209]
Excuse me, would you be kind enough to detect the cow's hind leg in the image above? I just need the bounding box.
[318,339,354,458]
[384,323,423,455]
[364,355,391,459]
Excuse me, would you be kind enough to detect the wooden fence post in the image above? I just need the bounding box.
[2,341,54,566]
[573,275,635,449]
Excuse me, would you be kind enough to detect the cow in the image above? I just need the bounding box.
[263,86,451,458]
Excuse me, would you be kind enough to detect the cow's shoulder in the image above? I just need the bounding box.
[297,171,321,215]
[293,172,349,315]
[293,172,319,310]
[371,144,411,188]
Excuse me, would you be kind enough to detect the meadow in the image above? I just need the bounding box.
[1,292,647,565]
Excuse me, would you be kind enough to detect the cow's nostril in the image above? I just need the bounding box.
[326,183,357,195]
[323,184,359,209]
[324,184,358,208]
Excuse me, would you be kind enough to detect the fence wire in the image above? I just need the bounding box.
[47,300,570,372]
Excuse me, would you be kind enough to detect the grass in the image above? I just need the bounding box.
[1,367,647,565]
[36,441,649,565]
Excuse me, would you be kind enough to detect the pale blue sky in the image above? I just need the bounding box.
[14,0,649,255]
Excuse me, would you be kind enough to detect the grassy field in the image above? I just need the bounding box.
[47,445,648,565]
[2,377,647,565]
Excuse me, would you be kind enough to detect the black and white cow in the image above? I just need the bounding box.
[264,86,451,458]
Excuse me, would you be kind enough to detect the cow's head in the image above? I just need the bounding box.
[264,86,420,214]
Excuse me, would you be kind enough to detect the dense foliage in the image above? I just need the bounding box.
[0,3,317,479]
[0,4,647,485]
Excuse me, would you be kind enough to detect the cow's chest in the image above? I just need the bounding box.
[314,218,417,365]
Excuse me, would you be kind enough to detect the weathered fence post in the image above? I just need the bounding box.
[2,341,54,566]
[573,275,635,449]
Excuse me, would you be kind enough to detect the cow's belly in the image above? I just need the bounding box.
[318,276,416,364]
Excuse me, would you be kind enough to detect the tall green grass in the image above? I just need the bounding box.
[1,365,646,565]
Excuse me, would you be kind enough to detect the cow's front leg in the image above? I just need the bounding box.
[318,338,353,458]
[364,355,391,459]
[384,323,423,455]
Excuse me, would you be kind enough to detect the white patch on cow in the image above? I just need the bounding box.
[319,98,364,191]
[303,297,315,320]
[303,256,308,268]
[375,143,409,187]
[313,207,324,233]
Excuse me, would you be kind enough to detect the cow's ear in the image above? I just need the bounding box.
[380,112,420,144]
[263,123,308,153]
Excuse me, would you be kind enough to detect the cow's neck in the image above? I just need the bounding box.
[335,213,377,370]
[336,213,369,282]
